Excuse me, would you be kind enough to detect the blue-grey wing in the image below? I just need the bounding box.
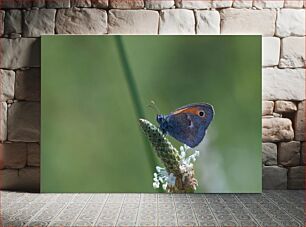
[166,113,205,148]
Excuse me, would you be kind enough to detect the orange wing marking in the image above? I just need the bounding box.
[172,107,200,115]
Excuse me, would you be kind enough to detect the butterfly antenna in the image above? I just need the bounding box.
[147,100,161,114]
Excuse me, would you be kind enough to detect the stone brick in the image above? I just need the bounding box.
[220,9,276,36]
[71,0,92,7]
[23,9,56,37]
[284,0,304,8]
[0,143,27,169]
[294,101,305,141]
[262,118,294,142]
[110,0,144,8]
[262,143,277,165]
[0,69,15,102]
[301,142,305,165]
[8,102,40,142]
[108,10,159,34]
[262,68,305,101]
[195,10,220,35]
[274,101,297,113]
[0,102,7,142]
[262,37,280,66]
[0,38,40,69]
[91,0,108,8]
[0,10,4,35]
[0,169,18,189]
[56,8,107,34]
[278,141,301,166]
[232,0,252,8]
[159,9,195,34]
[0,0,32,9]
[280,37,305,68]
[15,69,40,101]
[0,167,40,192]
[288,166,304,189]
[32,0,46,8]
[145,0,175,9]
[175,0,212,9]
[276,9,305,37]
[4,10,22,35]
[263,166,287,189]
[212,0,232,8]
[253,0,284,8]
[262,101,274,115]
[46,0,70,8]
[27,143,40,167]
[20,167,40,192]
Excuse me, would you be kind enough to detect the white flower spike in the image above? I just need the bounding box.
[152,144,199,191]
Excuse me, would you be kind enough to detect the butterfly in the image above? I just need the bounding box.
[156,103,214,148]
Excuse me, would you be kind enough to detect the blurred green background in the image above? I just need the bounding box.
[41,36,261,193]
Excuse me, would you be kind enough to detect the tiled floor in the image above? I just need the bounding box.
[1,190,304,226]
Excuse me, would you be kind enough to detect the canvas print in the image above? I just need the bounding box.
[41,36,261,193]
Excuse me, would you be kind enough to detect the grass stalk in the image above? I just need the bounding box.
[114,36,159,186]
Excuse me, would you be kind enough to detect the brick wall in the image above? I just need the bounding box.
[0,0,305,192]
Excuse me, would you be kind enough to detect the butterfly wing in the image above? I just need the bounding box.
[165,103,214,148]
[166,113,204,148]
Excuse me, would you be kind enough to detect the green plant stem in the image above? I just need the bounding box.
[115,37,160,190]
[115,37,144,118]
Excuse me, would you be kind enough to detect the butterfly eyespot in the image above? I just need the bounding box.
[199,111,205,117]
